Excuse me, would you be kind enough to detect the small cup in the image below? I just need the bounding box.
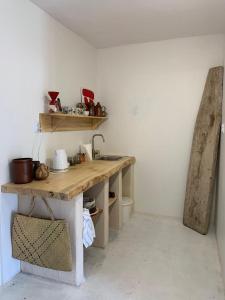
[83,111,89,116]
[62,106,69,114]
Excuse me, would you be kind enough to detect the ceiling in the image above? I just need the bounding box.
[30,0,225,48]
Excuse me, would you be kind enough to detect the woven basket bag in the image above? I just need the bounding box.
[12,197,72,271]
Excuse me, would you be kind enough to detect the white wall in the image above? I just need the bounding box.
[216,43,225,285]
[1,0,225,285]
[0,0,97,284]
[97,35,225,218]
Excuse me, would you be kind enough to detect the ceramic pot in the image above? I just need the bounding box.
[35,164,49,180]
[11,158,33,184]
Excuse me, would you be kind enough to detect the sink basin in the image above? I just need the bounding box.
[97,155,123,161]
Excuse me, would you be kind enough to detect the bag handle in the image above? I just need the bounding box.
[28,196,55,221]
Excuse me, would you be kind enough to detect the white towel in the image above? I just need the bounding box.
[83,208,96,248]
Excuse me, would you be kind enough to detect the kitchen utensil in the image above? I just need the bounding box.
[53,149,69,170]
[11,158,33,184]
[48,91,59,105]
[82,88,94,111]
[48,91,59,113]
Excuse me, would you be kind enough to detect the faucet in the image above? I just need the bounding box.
[92,134,105,159]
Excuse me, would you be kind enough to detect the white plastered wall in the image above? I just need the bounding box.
[0,0,97,284]
[97,35,225,218]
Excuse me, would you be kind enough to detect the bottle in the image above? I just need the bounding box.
[101,106,107,117]
[95,102,102,117]
[89,102,95,116]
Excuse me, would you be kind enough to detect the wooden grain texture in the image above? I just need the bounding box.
[183,66,224,234]
[1,157,135,201]
[39,113,107,132]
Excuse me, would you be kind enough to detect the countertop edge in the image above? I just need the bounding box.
[1,157,135,201]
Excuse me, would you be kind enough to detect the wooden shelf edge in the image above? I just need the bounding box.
[109,197,117,208]
[40,113,107,120]
[39,113,107,132]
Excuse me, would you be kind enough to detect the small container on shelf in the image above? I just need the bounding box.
[121,197,133,224]
[68,156,76,166]
[83,196,97,214]
[95,102,102,117]
[89,102,95,116]
[83,111,89,116]
[101,106,107,117]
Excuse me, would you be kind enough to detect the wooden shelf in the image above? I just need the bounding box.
[39,113,107,132]
[109,197,117,208]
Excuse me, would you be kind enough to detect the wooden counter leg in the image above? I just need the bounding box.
[19,193,85,286]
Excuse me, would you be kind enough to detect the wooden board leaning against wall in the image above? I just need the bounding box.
[183,66,224,235]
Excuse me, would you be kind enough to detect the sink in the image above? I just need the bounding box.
[97,155,123,161]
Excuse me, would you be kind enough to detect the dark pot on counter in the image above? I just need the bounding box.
[11,158,33,184]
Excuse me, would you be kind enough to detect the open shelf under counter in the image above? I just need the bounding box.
[39,113,107,132]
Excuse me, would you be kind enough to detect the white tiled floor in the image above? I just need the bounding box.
[0,213,224,300]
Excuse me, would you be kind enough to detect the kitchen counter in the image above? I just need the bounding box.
[1,156,135,286]
[1,156,135,201]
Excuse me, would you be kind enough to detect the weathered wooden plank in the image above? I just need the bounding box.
[183,66,224,234]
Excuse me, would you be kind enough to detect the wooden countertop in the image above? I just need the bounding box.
[1,157,135,201]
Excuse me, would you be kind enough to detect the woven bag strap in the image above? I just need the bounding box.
[28,196,55,221]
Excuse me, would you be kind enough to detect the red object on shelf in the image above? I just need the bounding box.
[48,91,59,105]
[82,89,94,99]
[82,88,95,111]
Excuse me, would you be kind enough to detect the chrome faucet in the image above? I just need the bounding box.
[92,134,105,159]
